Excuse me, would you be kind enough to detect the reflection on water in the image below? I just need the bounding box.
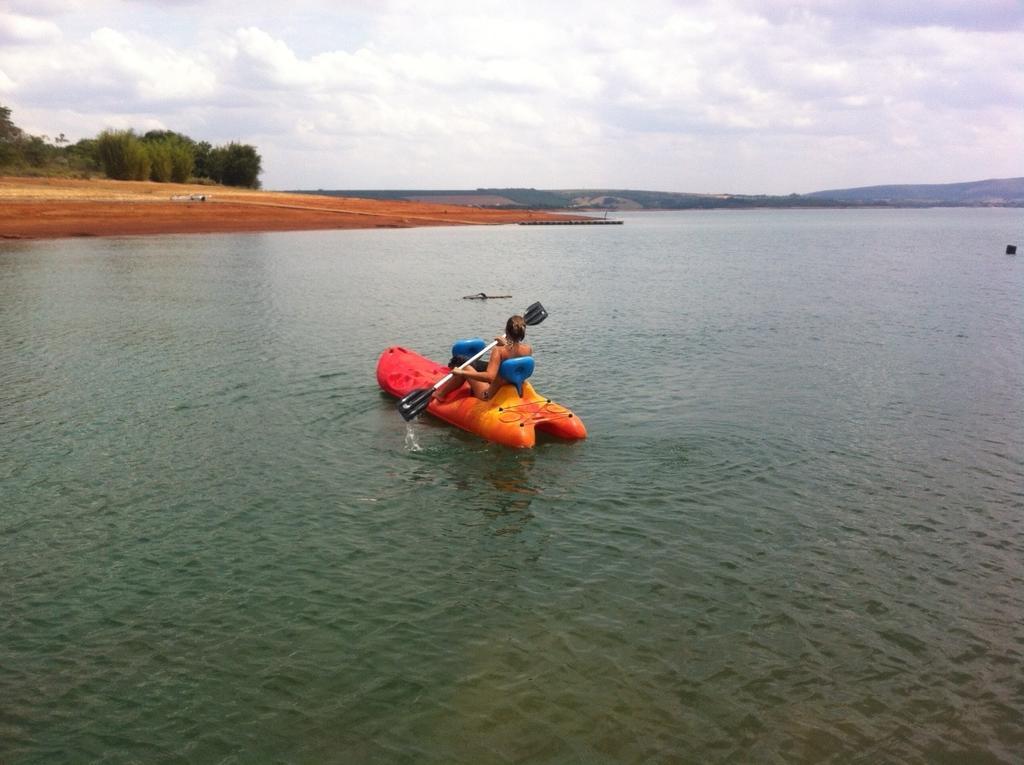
[483,450,537,495]
[483,452,538,534]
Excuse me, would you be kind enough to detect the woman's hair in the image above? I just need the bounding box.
[506,314,526,342]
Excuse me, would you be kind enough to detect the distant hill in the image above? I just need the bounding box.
[803,177,1024,205]
[295,188,570,207]
[295,187,793,209]
[295,178,1024,210]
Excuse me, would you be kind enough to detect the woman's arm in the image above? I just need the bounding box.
[455,339,505,383]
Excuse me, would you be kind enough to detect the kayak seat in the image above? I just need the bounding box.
[499,356,534,397]
[449,338,488,371]
[451,338,486,358]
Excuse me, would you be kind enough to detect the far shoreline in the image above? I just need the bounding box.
[0,177,584,240]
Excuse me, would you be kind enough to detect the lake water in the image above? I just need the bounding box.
[2,209,1022,763]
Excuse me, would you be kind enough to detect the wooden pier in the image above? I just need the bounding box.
[519,218,623,225]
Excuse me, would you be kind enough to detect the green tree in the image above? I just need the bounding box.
[147,139,174,182]
[21,135,52,166]
[0,108,262,184]
[167,140,194,182]
[208,142,262,188]
[0,105,21,142]
[192,140,213,179]
[66,138,101,172]
[0,104,24,166]
[142,129,193,145]
[140,131,196,182]
[97,129,151,180]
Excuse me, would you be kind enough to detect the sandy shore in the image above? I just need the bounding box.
[0,177,581,239]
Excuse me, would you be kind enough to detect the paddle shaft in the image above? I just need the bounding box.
[429,337,502,392]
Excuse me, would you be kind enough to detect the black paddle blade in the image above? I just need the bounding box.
[397,387,433,421]
[524,301,548,326]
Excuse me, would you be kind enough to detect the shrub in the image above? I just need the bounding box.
[168,140,194,182]
[207,142,262,188]
[97,129,150,180]
[141,131,194,182]
[66,138,101,172]
[147,140,173,182]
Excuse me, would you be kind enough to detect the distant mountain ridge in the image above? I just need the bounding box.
[295,177,1024,209]
[803,177,1024,204]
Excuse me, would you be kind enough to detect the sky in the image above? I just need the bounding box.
[0,0,1021,193]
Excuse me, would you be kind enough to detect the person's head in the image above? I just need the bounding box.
[506,314,526,343]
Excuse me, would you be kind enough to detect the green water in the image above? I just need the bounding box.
[2,210,1022,763]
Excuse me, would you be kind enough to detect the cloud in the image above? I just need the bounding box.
[0,25,217,111]
[0,0,1020,191]
[0,13,62,44]
[226,27,316,89]
[89,27,218,103]
[744,0,1024,32]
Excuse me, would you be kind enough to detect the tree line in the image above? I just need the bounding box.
[0,104,262,188]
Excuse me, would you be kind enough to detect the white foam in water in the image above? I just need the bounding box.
[404,422,423,452]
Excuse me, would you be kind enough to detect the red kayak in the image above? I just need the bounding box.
[377,346,587,448]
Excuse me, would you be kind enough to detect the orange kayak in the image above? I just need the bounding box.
[377,346,587,448]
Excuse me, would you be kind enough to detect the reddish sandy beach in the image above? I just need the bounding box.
[0,177,580,239]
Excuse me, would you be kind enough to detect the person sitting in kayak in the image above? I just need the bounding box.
[434,314,533,402]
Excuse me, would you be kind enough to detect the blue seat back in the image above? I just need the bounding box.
[451,337,486,359]
[499,356,534,397]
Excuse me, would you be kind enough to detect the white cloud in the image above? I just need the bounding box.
[0,13,62,44]
[0,0,1020,192]
[88,27,217,102]
[227,26,315,89]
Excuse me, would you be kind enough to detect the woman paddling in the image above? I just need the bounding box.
[434,314,533,402]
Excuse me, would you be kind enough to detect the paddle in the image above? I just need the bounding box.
[397,301,548,421]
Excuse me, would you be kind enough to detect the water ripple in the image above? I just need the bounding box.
[3,214,1023,763]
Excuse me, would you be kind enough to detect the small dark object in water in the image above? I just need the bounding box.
[462,292,512,300]
[1007,245,1017,255]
